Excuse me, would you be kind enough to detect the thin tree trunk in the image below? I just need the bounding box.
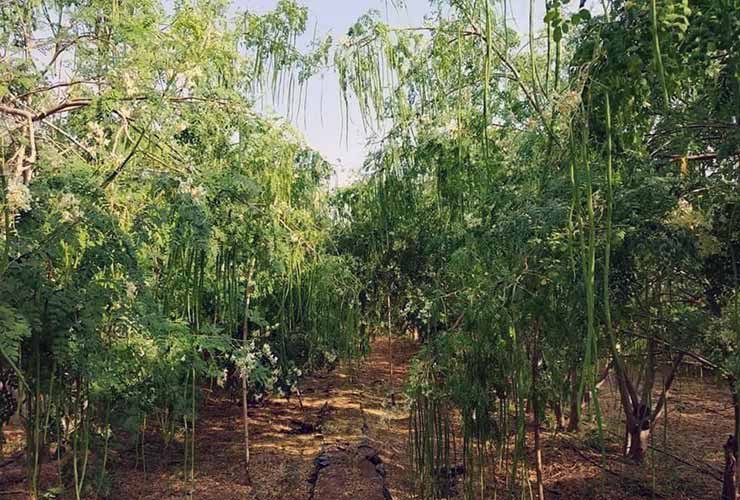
[729,206,739,500]
[532,331,545,500]
[387,292,394,406]
[551,399,565,432]
[723,434,736,500]
[241,368,249,477]
[733,386,739,500]
[242,258,255,483]
[567,369,580,432]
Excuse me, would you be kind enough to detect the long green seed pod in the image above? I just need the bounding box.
[650,0,670,109]
[483,0,492,162]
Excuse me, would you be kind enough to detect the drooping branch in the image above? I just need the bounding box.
[1,96,233,123]
[625,329,729,379]
[16,80,99,99]
[339,16,556,142]
[0,105,37,181]
[453,6,557,143]
[0,104,33,120]
[99,126,148,189]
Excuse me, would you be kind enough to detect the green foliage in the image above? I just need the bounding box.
[333,0,740,496]
[0,304,30,373]
[1,0,739,497]
[0,0,360,494]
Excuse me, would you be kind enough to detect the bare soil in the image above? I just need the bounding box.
[0,340,732,499]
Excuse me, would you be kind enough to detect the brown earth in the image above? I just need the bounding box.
[0,339,733,499]
[103,336,417,500]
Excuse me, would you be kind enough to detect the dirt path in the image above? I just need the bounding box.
[110,336,418,500]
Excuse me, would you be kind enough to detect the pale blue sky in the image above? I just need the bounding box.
[241,0,438,186]
[238,1,598,186]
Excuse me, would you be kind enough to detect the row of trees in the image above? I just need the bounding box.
[333,0,739,498]
[2,0,739,498]
[0,1,363,498]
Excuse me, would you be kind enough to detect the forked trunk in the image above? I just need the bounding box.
[616,352,683,465]
[625,422,650,463]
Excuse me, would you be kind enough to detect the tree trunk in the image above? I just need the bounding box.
[387,293,394,406]
[567,369,580,432]
[241,372,249,476]
[625,419,650,463]
[551,400,565,432]
[619,352,683,464]
[734,386,740,500]
[532,332,545,500]
[723,435,737,500]
[241,259,255,484]
[533,414,545,500]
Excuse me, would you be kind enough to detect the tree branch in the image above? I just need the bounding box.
[653,352,685,421]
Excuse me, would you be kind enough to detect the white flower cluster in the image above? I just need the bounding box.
[217,368,229,388]
[235,342,257,376]
[283,364,303,397]
[5,179,32,213]
[235,341,278,377]
[262,342,278,364]
[58,192,82,222]
[121,71,137,96]
[555,90,582,119]
[432,118,458,137]
[87,121,109,147]
[183,66,204,88]
[322,350,337,365]
[125,281,138,301]
[178,178,207,202]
